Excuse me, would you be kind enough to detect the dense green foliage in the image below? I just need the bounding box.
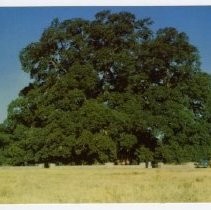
[1,10,211,165]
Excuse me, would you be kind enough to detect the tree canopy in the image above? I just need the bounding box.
[1,10,211,166]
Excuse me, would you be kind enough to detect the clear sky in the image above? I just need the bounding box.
[0,6,211,122]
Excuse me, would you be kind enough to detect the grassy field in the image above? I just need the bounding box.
[0,166,211,203]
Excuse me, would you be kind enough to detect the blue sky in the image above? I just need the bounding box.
[0,6,211,122]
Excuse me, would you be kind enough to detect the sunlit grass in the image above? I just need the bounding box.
[0,166,210,203]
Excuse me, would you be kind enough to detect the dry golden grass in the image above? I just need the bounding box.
[0,166,211,203]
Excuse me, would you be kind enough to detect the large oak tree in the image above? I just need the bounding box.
[2,10,211,165]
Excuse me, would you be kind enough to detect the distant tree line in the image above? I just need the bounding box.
[0,10,211,166]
